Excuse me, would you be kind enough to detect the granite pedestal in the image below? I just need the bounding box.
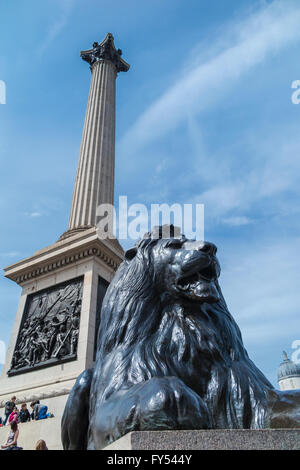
[104,429,300,451]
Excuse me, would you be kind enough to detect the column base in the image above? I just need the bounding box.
[58,226,95,241]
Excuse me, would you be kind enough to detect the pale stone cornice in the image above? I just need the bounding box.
[4,228,124,286]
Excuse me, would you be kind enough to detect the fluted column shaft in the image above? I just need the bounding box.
[68,60,116,230]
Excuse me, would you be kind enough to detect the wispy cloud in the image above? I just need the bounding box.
[222,216,254,227]
[23,211,43,218]
[220,235,300,348]
[0,251,21,258]
[194,120,300,221]
[37,0,74,57]
[120,1,300,154]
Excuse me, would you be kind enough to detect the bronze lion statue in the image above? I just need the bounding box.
[62,227,300,449]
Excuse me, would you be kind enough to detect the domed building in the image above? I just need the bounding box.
[277,351,300,391]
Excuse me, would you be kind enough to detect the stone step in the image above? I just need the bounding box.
[0,417,62,450]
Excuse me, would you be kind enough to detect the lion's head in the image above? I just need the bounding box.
[93,227,273,429]
[130,235,220,304]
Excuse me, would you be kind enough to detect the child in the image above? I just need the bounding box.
[34,440,48,450]
[30,400,50,420]
[8,407,19,424]
[19,404,30,423]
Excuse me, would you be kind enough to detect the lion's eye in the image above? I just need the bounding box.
[125,247,137,260]
[165,239,183,249]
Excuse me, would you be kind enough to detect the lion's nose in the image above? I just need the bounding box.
[198,241,217,256]
[183,240,217,255]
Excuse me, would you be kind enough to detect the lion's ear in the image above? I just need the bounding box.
[125,247,137,261]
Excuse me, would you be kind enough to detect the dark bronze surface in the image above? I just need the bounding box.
[62,228,300,450]
[80,33,130,73]
[9,277,83,375]
[93,276,109,360]
[61,368,94,450]
[267,389,300,428]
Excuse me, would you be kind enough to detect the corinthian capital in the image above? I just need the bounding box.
[80,33,130,73]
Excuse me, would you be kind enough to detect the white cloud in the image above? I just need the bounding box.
[222,216,254,226]
[37,0,74,57]
[197,184,243,215]
[120,1,300,154]
[0,251,21,258]
[155,158,169,175]
[220,236,300,349]
[190,118,300,221]
[23,211,42,218]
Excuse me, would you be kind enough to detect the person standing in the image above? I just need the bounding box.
[3,396,16,426]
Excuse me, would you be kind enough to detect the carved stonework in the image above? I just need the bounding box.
[8,277,83,376]
[9,244,119,285]
[80,33,130,73]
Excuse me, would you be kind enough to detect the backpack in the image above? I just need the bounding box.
[5,401,14,415]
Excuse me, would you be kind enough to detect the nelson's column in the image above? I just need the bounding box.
[0,33,129,448]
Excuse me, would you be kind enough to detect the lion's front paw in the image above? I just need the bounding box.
[136,376,212,430]
[91,376,212,448]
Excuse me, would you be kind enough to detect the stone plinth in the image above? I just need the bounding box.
[0,227,123,414]
[104,430,300,450]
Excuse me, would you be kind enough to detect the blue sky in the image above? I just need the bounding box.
[1,0,300,386]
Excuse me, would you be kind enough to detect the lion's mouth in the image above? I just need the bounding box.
[177,262,218,287]
[176,260,220,302]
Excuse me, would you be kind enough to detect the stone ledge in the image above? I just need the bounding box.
[0,417,62,450]
[0,376,77,407]
[104,429,300,450]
